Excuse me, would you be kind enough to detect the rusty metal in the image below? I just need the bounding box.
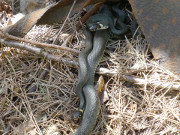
[3,0,105,37]
[3,0,87,37]
[129,0,180,74]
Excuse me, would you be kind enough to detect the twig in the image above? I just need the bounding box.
[0,29,79,54]
[27,63,51,94]
[53,0,77,44]
[83,0,106,8]
[0,39,78,67]
[4,55,16,76]
[6,98,26,119]
[24,57,47,90]
[96,67,180,91]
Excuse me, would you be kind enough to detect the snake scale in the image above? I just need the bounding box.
[73,29,94,120]
[73,28,109,135]
[73,4,128,135]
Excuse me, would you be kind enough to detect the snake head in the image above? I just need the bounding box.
[86,14,110,31]
[87,22,109,31]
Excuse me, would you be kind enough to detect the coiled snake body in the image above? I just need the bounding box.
[73,4,128,135]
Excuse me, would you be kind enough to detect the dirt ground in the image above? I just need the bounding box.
[0,1,180,135]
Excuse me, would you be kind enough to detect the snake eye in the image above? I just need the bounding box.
[97,22,104,29]
[97,22,109,30]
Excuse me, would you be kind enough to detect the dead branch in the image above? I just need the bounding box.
[0,39,78,67]
[53,0,77,44]
[0,29,80,54]
[97,68,180,91]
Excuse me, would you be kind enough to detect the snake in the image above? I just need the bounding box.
[73,4,128,135]
[86,4,128,35]
[73,28,109,135]
[73,28,93,120]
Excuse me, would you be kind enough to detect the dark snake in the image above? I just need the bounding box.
[73,4,128,135]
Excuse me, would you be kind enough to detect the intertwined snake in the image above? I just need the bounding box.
[73,4,128,135]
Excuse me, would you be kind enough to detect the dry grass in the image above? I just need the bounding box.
[1,5,180,135]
